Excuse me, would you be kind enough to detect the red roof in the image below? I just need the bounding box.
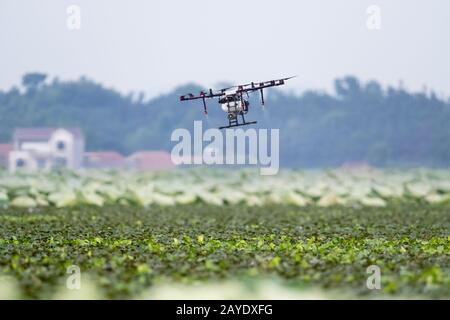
[0,144,12,165]
[14,127,83,140]
[126,151,175,170]
[84,151,125,168]
[0,144,12,156]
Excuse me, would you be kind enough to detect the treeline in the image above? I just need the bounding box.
[0,73,449,167]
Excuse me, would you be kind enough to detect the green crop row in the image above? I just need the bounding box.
[1,168,450,208]
[0,203,449,299]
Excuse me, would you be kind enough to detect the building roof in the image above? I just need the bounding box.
[84,151,125,163]
[84,151,125,168]
[0,144,12,166]
[126,150,175,170]
[0,144,12,157]
[13,127,83,140]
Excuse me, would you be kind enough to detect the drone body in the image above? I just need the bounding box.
[180,77,294,129]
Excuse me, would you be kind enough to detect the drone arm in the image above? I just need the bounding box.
[179,94,212,115]
[236,76,296,95]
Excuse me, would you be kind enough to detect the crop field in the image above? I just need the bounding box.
[2,168,450,208]
[0,168,449,299]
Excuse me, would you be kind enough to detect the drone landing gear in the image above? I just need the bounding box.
[219,113,257,129]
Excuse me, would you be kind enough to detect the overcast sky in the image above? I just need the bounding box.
[1,0,449,98]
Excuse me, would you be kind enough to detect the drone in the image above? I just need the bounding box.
[179,76,295,129]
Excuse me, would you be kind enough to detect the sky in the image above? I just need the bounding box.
[0,0,449,99]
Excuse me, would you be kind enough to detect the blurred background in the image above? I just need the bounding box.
[1,1,450,300]
[1,0,450,169]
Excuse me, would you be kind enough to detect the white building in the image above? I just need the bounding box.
[8,128,85,172]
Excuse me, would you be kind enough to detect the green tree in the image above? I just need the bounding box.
[21,72,47,92]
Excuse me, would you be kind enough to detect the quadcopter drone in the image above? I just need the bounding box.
[179,76,295,129]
